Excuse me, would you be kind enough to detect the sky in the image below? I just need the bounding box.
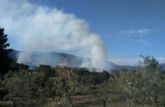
[2,0,165,65]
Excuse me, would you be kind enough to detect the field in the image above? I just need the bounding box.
[1,95,158,107]
[1,57,165,107]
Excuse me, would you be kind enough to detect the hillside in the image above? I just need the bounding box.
[10,50,165,72]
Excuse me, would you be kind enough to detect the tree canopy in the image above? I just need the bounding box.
[0,27,12,75]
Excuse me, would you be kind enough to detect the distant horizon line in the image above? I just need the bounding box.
[11,49,165,66]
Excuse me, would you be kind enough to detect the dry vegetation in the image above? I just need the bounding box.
[1,56,165,107]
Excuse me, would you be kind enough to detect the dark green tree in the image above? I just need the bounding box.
[0,27,12,75]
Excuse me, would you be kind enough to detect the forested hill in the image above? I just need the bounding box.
[10,49,165,72]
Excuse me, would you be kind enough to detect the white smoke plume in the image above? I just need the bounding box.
[0,0,108,70]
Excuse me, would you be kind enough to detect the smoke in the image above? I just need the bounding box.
[0,0,108,70]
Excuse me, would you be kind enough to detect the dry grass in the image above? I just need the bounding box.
[0,95,157,107]
[42,95,158,107]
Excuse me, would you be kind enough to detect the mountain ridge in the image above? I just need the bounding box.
[10,50,165,72]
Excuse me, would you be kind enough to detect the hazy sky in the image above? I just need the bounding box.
[3,0,165,65]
